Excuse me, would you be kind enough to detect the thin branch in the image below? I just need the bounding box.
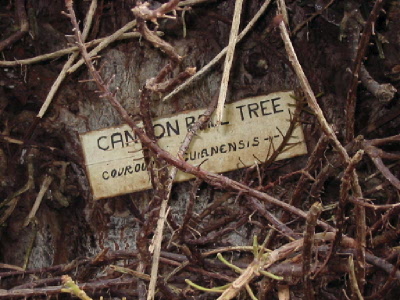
[146,95,218,300]
[132,0,180,23]
[23,175,53,227]
[277,16,350,164]
[215,0,243,123]
[345,0,386,143]
[348,256,363,300]
[290,134,329,204]
[276,0,289,27]
[368,205,400,235]
[302,202,322,300]
[147,67,196,93]
[186,216,248,245]
[334,150,364,255]
[248,196,301,240]
[178,0,221,6]
[81,0,98,41]
[61,275,93,300]
[217,232,355,300]
[179,179,202,241]
[67,20,138,74]
[0,155,34,225]
[368,154,400,190]
[0,134,64,154]
[264,96,303,167]
[0,277,135,299]
[363,140,400,190]
[136,20,181,64]
[350,152,367,292]
[292,0,335,36]
[368,134,400,146]
[0,0,29,51]
[278,18,370,289]
[349,197,400,210]
[360,64,397,103]
[162,0,273,102]
[38,0,98,119]
[0,32,160,67]
[364,256,400,300]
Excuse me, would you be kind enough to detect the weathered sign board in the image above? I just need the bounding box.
[80,91,308,199]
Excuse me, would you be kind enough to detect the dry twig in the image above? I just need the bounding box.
[23,175,53,227]
[345,0,386,143]
[278,15,369,288]
[363,137,400,190]
[217,232,355,300]
[163,0,273,102]
[0,32,160,67]
[292,0,336,36]
[277,16,350,164]
[67,20,137,74]
[0,0,29,51]
[146,95,218,300]
[38,0,98,119]
[215,0,243,123]
[302,202,322,300]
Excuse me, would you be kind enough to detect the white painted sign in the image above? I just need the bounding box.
[80,91,307,199]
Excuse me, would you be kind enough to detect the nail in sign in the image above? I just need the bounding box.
[80,91,307,199]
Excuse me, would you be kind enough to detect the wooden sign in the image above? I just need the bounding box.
[80,91,307,199]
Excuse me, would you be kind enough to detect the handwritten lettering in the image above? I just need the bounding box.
[235,97,283,121]
[80,92,308,199]
[102,162,147,180]
[185,137,261,161]
[96,130,138,151]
